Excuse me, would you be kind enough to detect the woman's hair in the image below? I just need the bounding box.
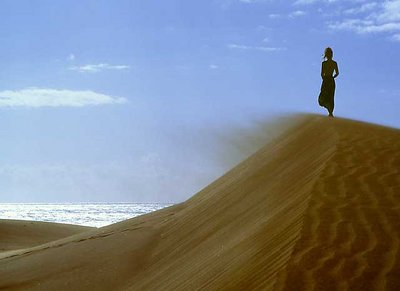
[323,47,333,60]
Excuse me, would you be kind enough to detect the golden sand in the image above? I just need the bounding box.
[0,115,399,290]
[0,220,93,252]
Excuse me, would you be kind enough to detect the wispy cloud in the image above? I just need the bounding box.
[69,63,130,73]
[0,88,127,107]
[268,10,306,19]
[377,0,400,22]
[294,0,355,4]
[328,0,400,38]
[391,33,400,41]
[329,20,400,33]
[209,64,219,69]
[269,13,282,19]
[293,0,319,4]
[238,0,270,3]
[343,2,378,14]
[68,54,75,61]
[289,10,307,17]
[228,44,286,52]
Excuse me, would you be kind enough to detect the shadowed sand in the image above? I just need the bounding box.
[0,115,399,290]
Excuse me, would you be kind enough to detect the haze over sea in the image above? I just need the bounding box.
[0,203,172,227]
[1,1,399,205]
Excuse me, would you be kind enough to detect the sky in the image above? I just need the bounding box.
[0,0,399,203]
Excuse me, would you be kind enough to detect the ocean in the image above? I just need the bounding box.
[0,203,173,227]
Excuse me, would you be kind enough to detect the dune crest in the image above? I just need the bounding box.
[0,220,93,252]
[0,115,399,290]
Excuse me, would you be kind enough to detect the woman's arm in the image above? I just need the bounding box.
[321,63,324,79]
[333,62,339,78]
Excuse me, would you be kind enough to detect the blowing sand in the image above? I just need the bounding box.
[0,115,399,290]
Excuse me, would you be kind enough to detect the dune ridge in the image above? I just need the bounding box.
[0,115,399,290]
[0,220,93,252]
[275,118,400,291]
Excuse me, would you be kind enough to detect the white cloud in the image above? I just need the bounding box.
[238,0,270,3]
[209,64,219,69]
[377,0,400,22]
[391,33,400,41]
[289,10,307,17]
[268,11,306,19]
[328,0,400,39]
[294,0,319,4]
[344,2,378,14]
[269,13,282,19]
[69,63,130,73]
[228,44,286,52]
[68,54,75,61]
[0,88,127,107]
[294,0,363,4]
[329,20,400,33]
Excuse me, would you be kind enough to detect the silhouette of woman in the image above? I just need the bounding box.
[318,47,339,117]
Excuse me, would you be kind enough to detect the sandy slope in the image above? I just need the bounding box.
[0,220,93,252]
[0,115,399,290]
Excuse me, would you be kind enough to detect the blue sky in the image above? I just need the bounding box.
[0,0,399,202]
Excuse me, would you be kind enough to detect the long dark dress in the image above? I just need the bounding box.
[318,76,335,113]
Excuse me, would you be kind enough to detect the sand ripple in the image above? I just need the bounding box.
[1,116,399,290]
[277,120,400,291]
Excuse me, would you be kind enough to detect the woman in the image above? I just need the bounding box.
[318,47,339,117]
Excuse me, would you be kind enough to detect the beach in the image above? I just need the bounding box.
[1,114,399,290]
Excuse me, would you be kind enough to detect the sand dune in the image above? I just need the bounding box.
[0,220,93,252]
[0,115,399,290]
